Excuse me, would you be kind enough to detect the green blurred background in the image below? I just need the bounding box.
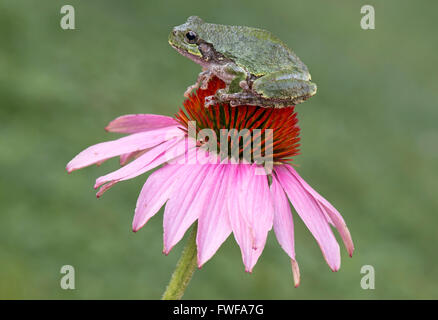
[1,0,437,299]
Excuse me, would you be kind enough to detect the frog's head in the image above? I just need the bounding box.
[169,16,206,64]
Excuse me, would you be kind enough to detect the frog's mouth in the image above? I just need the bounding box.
[170,44,209,68]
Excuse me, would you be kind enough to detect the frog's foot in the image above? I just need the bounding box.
[204,88,230,107]
[204,89,255,107]
[211,90,307,108]
[184,70,214,97]
[209,90,263,107]
[205,89,281,108]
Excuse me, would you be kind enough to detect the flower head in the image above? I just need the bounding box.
[67,77,353,287]
[175,78,301,164]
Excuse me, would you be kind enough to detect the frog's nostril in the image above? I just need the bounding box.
[172,30,177,36]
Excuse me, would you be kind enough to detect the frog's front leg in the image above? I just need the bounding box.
[184,69,215,97]
[205,63,247,106]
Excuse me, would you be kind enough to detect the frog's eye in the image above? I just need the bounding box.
[185,31,198,44]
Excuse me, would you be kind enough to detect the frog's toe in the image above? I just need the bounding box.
[239,80,250,91]
[230,100,240,107]
[200,72,215,90]
[200,79,210,90]
[204,95,217,107]
[184,85,197,97]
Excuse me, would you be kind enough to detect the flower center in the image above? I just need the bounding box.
[175,77,300,164]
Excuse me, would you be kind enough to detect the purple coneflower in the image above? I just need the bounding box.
[67,77,353,290]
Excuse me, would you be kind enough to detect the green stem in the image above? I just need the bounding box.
[161,223,198,300]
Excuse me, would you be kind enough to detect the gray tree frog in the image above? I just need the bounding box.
[169,16,317,108]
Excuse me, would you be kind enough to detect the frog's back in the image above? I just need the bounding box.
[200,23,308,76]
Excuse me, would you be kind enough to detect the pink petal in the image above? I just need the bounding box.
[94,137,184,191]
[275,165,341,271]
[132,163,185,232]
[196,165,232,267]
[119,153,133,166]
[271,175,300,286]
[120,150,147,166]
[163,164,215,254]
[228,165,274,272]
[285,165,354,257]
[291,259,300,288]
[96,181,118,198]
[246,166,274,250]
[270,174,296,260]
[66,126,183,172]
[96,159,109,166]
[105,114,179,134]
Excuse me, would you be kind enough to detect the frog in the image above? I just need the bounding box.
[168,16,317,108]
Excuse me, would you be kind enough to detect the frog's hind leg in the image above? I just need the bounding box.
[184,69,215,97]
[205,68,317,107]
[251,70,317,105]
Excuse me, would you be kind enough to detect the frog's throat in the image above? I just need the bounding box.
[171,45,210,68]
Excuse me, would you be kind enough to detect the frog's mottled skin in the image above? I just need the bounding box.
[169,16,317,108]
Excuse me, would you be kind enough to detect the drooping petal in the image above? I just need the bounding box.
[291,259,300,288]
[271,174,300,286]
[94,137,184,191]
[163,164,215,254]
[105,114,179,134]
[132,163,184,232]
[275,165,341,271]
[245,165,274,250]
[270,174,296,260]
[228,164,274,272]
[66,126,183,172]
[196,164,232,267]
[285,165,354,257]
[227,166,253,270]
